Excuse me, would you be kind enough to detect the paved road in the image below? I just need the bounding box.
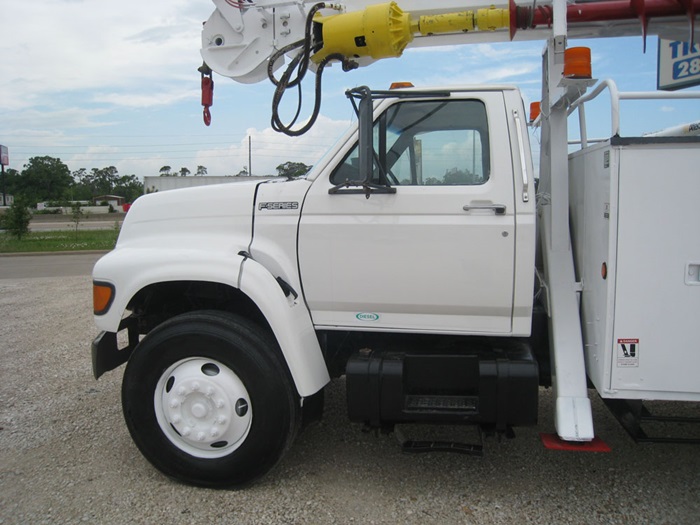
[0,252,106,279]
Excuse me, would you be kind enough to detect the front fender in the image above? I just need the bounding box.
[93,248,329,397]
[93,246,244,333]
[238,257,330,396]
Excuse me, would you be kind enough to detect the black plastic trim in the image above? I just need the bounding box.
[610,135,700,146]
[91,316,139,379]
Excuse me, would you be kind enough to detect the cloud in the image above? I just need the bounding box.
[0,1,211,112]
[4,2,693,184]
[5,107,113,136]
[127,23,192,45]
[404,45,463,55]
[422,62,540,87]
[93,89,198,109]
[70,145,122,167]
[7,111,353,178]
[193,114,353,176]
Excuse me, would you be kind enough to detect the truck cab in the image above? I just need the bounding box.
[92,85,540,487]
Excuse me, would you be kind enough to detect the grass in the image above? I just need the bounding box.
[0,229,119,254]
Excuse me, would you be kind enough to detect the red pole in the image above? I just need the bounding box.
[510,0,698,47]
[512,0,699,33]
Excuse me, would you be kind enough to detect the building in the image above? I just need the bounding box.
[93,195,126,207]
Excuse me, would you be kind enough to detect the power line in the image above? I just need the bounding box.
[11,140,334,150]
[10,152,325,164]
[11,146,330,156]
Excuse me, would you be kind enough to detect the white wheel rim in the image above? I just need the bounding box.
[154,357,252,458]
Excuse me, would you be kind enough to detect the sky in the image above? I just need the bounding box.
[1,0,698,180]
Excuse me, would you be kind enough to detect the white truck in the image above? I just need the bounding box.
[91,0,700,487]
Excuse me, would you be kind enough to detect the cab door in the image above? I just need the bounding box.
[298,92,516,334]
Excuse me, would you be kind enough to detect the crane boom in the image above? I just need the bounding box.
[202,0,698,84]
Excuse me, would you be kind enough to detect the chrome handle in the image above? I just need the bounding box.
[462,204,507,215]
[513,109,530,203]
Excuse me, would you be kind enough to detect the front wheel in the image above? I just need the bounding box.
[122,311,299,488]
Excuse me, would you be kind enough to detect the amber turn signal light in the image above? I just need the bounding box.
[389,82,414,89]
[93,281,115,315]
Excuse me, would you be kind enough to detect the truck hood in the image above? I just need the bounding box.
[116,181,262,252]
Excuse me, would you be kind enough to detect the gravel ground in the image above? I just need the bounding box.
[1,275,699,524]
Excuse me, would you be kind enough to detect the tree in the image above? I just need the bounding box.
[235,166,249,177]
[71,202,86,240]
[443,167,478,185]
[179,167,191,177]
[159,166,172,177]
[195,165,207,177]
[276,161,312,178]
[70,168,93,200]
[2,168,21,204]
[81,166,120,197]
[69,167,141,202]
[18,156,72,205]
[3,199,32,239]
[113,175,144,203]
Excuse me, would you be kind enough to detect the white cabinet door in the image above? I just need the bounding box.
[299,93,516,334]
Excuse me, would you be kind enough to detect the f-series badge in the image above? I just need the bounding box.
[258,201,299,211]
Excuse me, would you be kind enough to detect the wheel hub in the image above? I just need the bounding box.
[155,358,252,458]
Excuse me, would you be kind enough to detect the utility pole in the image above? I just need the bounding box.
[248,136,252,176]
[0,145,8,206]
[1,164,5,207]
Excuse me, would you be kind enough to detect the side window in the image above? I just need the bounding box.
[330,99,490,186]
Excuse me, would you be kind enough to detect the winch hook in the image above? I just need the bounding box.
[199,62,214,126]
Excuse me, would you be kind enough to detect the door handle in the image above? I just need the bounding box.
[462,204,507,215]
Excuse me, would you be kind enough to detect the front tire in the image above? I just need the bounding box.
[122,311,299,488]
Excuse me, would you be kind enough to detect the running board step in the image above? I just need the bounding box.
[604,399,700,445]
[394,424,488,456]
[401,439,483,456]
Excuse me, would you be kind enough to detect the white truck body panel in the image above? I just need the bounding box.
[237,257,331,396]
[298,89,536,335]
[93,179,330,396]
[570,139,700,401]
[249,178,313,296]
[93,182,260,332]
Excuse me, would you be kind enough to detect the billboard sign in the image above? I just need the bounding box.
[0,145,8,166]
[657,39,700,91]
